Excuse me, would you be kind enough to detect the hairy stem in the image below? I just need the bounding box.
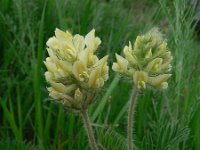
[128,87,139,150]
[81,109,98,150]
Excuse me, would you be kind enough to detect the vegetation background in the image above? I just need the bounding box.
[0,0,200,149]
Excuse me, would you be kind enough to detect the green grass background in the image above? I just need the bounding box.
[0,0,200,149]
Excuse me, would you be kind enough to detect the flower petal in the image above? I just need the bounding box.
[133,71,148,89]
[148,74,171,89]
[85,29,101,51]
[112,53,128,73]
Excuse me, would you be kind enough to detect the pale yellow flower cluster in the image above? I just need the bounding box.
[112,28,172,90]
[44,28,109,110]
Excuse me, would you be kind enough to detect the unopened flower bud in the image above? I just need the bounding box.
[112,28,172,90]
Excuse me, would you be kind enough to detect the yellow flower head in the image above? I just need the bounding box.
[44,28,109,110]
[112,28,172,90]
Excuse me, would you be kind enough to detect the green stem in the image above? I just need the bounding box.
[128,87,139,150]
[81,109,98,150]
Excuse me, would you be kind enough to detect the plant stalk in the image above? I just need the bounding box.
[81,109,98,150]
[128,87,139,150]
